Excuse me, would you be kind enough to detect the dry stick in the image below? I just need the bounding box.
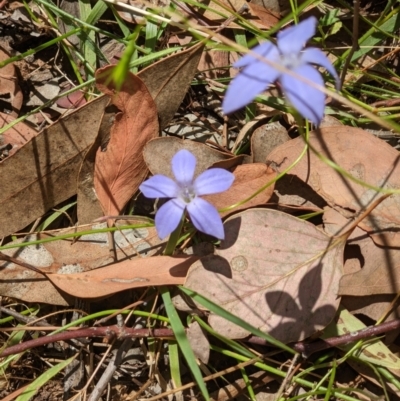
[87,337,134,401]
[0,251,47,276]
[340,0,360,86]
[3,317,400,359]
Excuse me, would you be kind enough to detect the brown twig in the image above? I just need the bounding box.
[0,327,173,357]
[2,318,400,359]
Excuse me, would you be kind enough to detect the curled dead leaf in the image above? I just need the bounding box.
[48,255,198,299]
[95,66,159,216]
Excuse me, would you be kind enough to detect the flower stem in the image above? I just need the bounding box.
[163,213,186,256]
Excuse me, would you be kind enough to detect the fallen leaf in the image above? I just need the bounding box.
[266,127,400,246]
[203,164,276,217]
[338,229,400,296]
[187,321,210,364]
[77,100,116,224]
[0,219,160,305]
[0,112,38,159]
[0,95,110,238]
[48,255,198,299]
[0,47,23,116]
[137,43,204,129]
[247,2,280,28]
[143,137,242,178]
[94,66,159,216]
[251,121,290,163]
[272,175,327,212]
[197,50,230,80]
[184,208,343,343]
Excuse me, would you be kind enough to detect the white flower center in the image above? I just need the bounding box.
[280,52,302,70]
[179,185,196,204]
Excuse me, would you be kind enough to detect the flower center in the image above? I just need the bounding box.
[179,185,196,204]
[280,52,302,70]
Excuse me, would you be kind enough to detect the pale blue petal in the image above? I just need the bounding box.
[172,149,196,186]
[155,198,185,239]
[194,168,235,196]
[277,16,317,55]
[223,60,280,114]
[281,64,325,125]
[187,198,225,239]
[300,48,341,90]
[139,175,180,199]
[234,42,278,68]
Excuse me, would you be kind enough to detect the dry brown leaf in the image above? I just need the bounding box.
[267,127,400,246]
[251,121,290,163]
[197,50,230,80]
[0,47,23,116]
[0,112,38,159]
[200,0,279,29]
[48,255,198,299]
[137,43,204,130]
[0,96,110,238]
[272,175,327,212]
[187,321,210,364]
[0,219,160,305]
[203,164,276,217]
[339,230,400,296]
[143,137,242,178]
[94,67,159,216]
[77,100,116,224]
[247,2,280,28]
[184,208,343,343]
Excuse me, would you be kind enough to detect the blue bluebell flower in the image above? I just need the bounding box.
[139,149,235,239]
[222,16,340,125]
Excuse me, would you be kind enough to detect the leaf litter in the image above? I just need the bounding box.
[2,3,400,400]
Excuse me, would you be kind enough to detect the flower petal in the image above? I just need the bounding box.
[277,16,317,55]
[155,198,185,239]
[234,42,278,68]
[223,60,280,114]
[300,48,340,90]
[172,149,196,185]
[139,175,180,199]
[187,198,225,239]
[194,168,235,196]
[281,64,325,125]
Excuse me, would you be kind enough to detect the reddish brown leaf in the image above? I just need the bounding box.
[0,47,23,116]
[266,127,400,246]
[0,219,161,305]
[48,255,197,299]
[94,66,159,216]
[203,164,276,217]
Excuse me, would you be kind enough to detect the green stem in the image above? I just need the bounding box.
[163,213,186,256]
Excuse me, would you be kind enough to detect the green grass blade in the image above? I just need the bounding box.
[168,340,183,392]
[161,287,209,401]
[86,0,108,25]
